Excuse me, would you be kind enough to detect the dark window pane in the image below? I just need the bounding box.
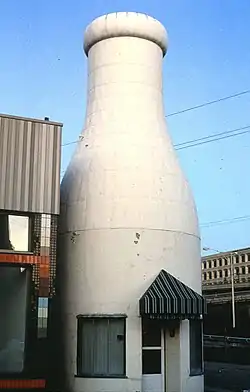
[190,320,203,376]
[94,319,108,375]
[80,319,95,375]
[142,349,161,374]
[142,319,161,347]
[108,319,125,375]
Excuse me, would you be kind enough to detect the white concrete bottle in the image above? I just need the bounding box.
[59,11,203,392]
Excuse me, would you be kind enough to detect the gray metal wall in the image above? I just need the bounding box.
[0,114,62,215]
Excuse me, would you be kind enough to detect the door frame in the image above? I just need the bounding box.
[142,328,166,392]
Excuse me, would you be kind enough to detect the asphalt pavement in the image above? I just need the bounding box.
[205,361,250,392]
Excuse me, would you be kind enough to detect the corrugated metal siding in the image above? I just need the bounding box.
[0,115,62,215]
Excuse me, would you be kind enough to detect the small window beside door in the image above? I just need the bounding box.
[189,319,203,376]
[77,316,126,378]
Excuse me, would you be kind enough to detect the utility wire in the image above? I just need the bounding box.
[61,89,250,147]
[60,124,250,177]
[61,124,250,152]
[63,140,78,147]
[175,125,250,147]
[60,124,250,174]
[175,125,250,150]
[60,91,250,228]
[201,215,250,228]
[167,89,250,118]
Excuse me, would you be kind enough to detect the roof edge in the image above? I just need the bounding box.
[0,113,63,127]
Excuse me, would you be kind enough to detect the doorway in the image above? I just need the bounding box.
[142,319,165,392]
[0,265,31,373]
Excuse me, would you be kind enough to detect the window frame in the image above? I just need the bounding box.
[189,319,203,377]
[76,314,127,379]
[141,318,163,375]
[0,211,33,253]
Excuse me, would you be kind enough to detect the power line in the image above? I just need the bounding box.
[60,124,250,174]
[63,140,78,147]
[60,124,250,177]
[175,125,250,150]
[166,89,250,118]
[175,125,250,147]
[61,124,250,151]
[201,215,250,228]
[61,124,250,156]
[60,91,250,228]
[61,88,250,147]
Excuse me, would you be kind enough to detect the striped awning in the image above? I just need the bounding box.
[139,269,207,320]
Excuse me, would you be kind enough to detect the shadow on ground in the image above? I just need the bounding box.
[205,361,250,392]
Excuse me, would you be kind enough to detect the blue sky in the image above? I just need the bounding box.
[1,0,250,254]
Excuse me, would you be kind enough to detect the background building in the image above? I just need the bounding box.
[202,247,250,364]
[202,248,250,287]
[0,114,62,390]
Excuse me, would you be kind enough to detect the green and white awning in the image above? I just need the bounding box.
[139,269,207,320]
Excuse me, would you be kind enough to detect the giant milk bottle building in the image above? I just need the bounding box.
[59,12,207,392]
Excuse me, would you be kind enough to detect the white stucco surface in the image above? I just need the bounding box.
[83,12,168,56]
[59,11,203,392]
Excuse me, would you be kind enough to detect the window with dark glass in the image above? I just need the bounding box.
[0,213,30,252]
[142,318,162,375]
[142,349,161,374]
[77,317,126,377]
[190,319,203,376]
[142,319,161,347]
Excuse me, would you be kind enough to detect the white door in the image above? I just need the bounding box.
[142,319,165,392]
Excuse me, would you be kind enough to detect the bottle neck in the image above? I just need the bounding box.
[84,37,165,127]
